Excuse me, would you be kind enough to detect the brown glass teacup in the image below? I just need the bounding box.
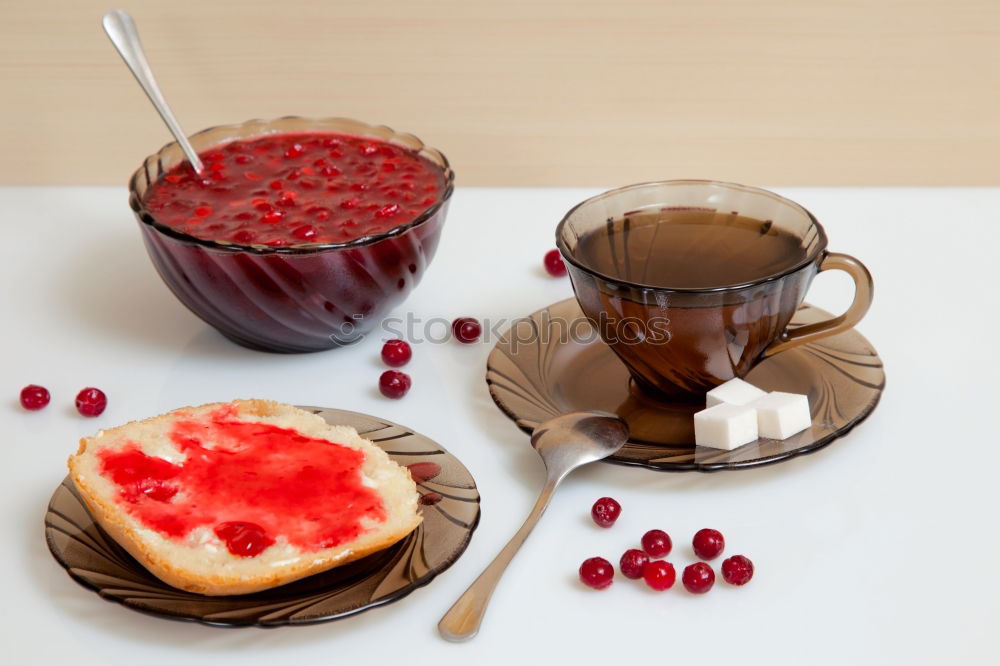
[556,180,873,400]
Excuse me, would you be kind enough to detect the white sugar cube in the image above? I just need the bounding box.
[705,378,768,407]
[750,391,812,439]
[694,403,759,450]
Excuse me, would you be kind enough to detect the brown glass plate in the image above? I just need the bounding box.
[44,407,480,627]
[487,299,884,471]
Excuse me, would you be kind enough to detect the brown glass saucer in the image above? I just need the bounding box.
[45,407,480,627]
[487,298,884,472]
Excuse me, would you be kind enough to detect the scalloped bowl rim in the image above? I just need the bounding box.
[128,116,454,255]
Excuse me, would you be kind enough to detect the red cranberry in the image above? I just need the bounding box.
[379,370,411,399]
[381,339,412,367]
[141,482,179,503]
[682,562,716,594]
[375,203,400,218]
[214,521,275,557]
[19,385,50,410]
[590,497,622,528]
[643,560,677,591]
[452,317,482,344]
[641,529,672,558]
[692,528,725,560]
[75,388,107,417]
[579,557,614,590]
[619,549,650,580]
[543,249,567,277]
[291,224,318,241]
[721,555,754,586]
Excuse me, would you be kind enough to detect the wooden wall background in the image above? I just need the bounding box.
[2,0,998,186]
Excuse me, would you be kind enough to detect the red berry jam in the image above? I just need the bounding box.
[619,548,650,579]
[543,249,567,277]
[98,448,181,503]
[692,528,725,560]
[133,125,452,353]
[590,497,622,528]
[75,387,107,417]
[721,555,754,586]
[419,492,443,505]
[20,385,50,410]
[143,133,446,247]
[405,461,441,483]
[381,339,412,367]
[451,317,482,344]
[214,521,275,558]
[579,556,615,590]
[643,560,677,591]
[641,529,673,558]
[379,370,412,399]
[682,562,716,594]
[96,405,386,556]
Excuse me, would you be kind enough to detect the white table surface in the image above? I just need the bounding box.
[2,186,998,665]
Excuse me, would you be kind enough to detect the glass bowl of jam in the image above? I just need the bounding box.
[128,116,454,352]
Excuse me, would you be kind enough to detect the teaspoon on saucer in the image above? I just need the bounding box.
[438,411,628,641]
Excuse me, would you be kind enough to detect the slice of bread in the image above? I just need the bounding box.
[67,399,421,596]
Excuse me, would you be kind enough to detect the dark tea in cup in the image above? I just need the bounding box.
[573,208,808,289]
[557,181,873,399]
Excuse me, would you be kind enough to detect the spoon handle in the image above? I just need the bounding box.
[102,9,204,175]
[438,477,559,641]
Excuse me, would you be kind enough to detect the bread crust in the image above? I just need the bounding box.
[68,399,422,596]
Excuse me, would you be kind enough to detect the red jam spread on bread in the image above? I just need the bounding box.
[213,521,275,558]
[97,407,386,557]
[142,132,446,247]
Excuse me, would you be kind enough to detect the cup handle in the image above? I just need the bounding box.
[762,252,874,358]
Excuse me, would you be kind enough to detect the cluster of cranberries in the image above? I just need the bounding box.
[377,317,483,399]
[19,385,108,417]
[579,497,754,593]
[379,340,413,399]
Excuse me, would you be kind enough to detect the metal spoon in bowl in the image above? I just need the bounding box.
[102,9,204,175]
[438,411,629,642]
